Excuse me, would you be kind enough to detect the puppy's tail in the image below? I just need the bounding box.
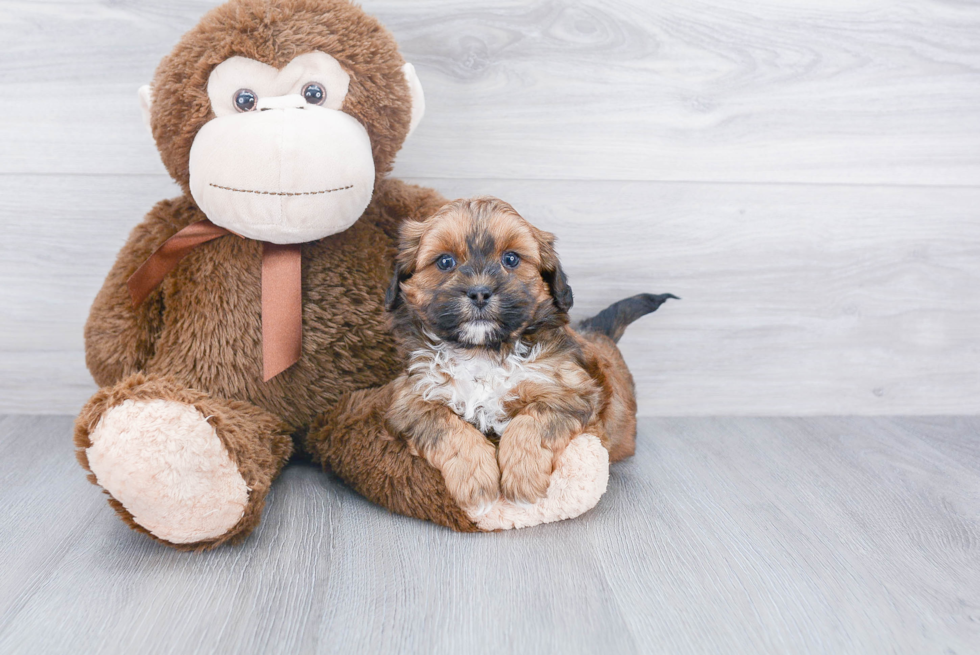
[577,293,678,343]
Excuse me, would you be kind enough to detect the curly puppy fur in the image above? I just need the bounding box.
[381,197,648,510]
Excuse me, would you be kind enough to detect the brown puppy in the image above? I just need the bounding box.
[383,197,675,513]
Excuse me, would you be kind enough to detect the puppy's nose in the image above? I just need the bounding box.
[466,286,493,308]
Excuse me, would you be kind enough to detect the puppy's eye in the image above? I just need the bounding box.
[303,83,326,106]
[234,89,257,112]
[436,254,457,271]
[501,251,521,269]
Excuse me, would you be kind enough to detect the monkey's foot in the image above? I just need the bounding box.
[85,399,250,545]
[472,434,609,531]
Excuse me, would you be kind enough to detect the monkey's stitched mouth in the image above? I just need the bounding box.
[209,183,354,197]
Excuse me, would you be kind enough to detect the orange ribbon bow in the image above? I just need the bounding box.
[127,219,302,381]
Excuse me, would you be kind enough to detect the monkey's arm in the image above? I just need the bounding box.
[84,197,200,387]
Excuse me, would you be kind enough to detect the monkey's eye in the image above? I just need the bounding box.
[436,254,457,271]
[234,89,257,112]
[303,83,326,106]
[501,251,521,269]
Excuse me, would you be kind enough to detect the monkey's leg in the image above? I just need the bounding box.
[306,385,609,532]
[306,385,482,532]
[74,374,292,550]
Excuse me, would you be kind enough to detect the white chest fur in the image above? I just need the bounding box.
[407,341,550,435]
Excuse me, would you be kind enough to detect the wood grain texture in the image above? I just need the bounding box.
[3,175,978,415]
[1,0,979,184]
[1,415,977,654]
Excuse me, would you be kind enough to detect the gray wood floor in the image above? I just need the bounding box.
[2,0,979,416]
[1,415,978,655]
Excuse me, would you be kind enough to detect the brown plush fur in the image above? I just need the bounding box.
[85,178,445,430]
[381,198,639,505]
[78,0,471,547]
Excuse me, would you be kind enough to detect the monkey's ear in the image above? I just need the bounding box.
[402,63,425,138]
[535,228,574,313]
[138,85,153,134]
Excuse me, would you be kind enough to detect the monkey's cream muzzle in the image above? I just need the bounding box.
[188,96,375,244]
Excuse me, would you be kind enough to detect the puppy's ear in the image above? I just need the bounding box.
[397,219,427,266]
[384,263,410,312]
[385,220,427,312]
[534,227,573,313]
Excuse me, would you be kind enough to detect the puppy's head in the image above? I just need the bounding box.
[386,197,572,349]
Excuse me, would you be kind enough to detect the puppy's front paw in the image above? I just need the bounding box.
[440,438,500,515]
[475,434,610,531]
[498,435,554,504]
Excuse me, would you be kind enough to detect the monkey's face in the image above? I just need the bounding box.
[184,52,378,244]
[142,0,426,245]
[386,198,574,349]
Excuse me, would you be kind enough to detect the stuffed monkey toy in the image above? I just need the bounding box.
[73,0,616,550]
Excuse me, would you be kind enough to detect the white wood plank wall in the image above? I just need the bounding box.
[1,0,978,415]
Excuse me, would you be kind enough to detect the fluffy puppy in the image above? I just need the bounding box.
[383,197,675,513]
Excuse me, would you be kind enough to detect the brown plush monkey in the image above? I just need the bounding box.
[74,0,610,550]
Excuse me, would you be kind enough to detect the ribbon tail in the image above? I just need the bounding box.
[128,219,231,307]
[262,242,303,381]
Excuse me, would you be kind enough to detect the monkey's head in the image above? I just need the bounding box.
[141,0,424,244]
